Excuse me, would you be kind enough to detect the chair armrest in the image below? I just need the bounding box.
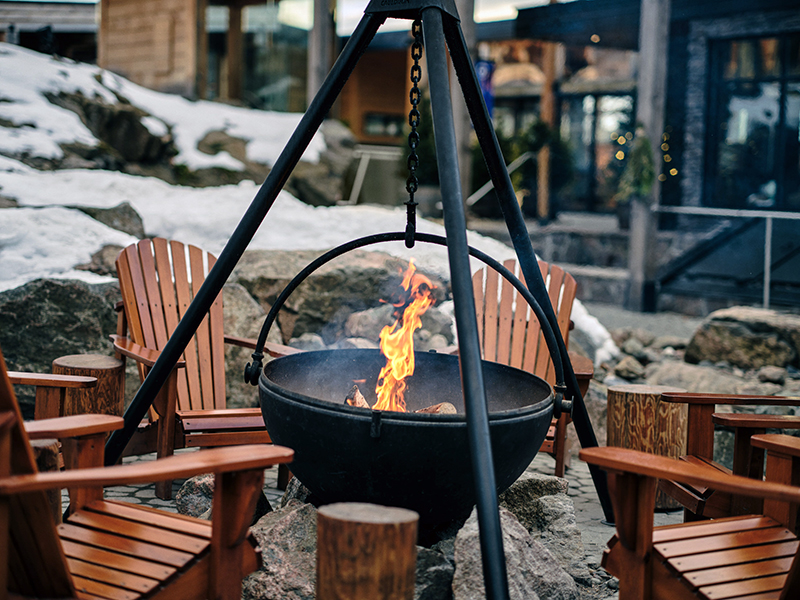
[580,446,800,505]
[24,414,124,440]
[751,433,800,459]
[224,335,300,357]
[661,392,800,406]
[110,335,186,369]
[0,444,294,495]
[8,372,97,389]
[713,413,800,430]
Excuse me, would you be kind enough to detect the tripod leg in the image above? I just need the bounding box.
[422,8,510,600]
[442,14,615,524]
[106,12,386,464]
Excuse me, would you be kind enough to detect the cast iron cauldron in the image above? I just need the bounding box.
[259,348,553,526]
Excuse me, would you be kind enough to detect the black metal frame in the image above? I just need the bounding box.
[105,3,613,597]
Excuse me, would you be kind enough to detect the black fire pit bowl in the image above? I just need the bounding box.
[259,348,553,526]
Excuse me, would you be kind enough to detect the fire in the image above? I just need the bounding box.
[372,260,436,412]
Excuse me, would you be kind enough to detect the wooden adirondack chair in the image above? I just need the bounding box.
[0,343,294,600]
[468,259,593,476]
[113,238,297,498]
[581,436,800,600]
[657,392,800,520]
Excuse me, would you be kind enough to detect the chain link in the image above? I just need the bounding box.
[405,18,423,249]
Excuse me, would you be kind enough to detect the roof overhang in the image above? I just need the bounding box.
[515,0,800,50]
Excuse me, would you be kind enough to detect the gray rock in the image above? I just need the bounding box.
[651,335,689,350]
[279,477,315,508]
[289,332,327,351]
[646,360,745,394]
[176,473,215,517]
[75,244,124,277]
[0,278,120,418]
[243,500,318,600]
[758,365,788,385]
[621,337,647,361]
[73,202,145,238]
[175,473,273,522]
[452,507,579,600]
[344,304,454,348]
[232,249,446,343]
[222,282,282,409]
[335,337,380,349]
[415,546,455,600]
[499,474,589,584]
[47,91,173,163]
[499,472,570,532]
[685,306,800,369]
[614,355,646,380]
[532,495,591,585]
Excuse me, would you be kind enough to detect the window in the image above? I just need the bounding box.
[707,33,800,211]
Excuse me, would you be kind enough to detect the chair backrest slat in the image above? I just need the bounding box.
[117,239,228,414]
[207,254,227,409]
[475,259,577,386]
[153,238,190,404]
[0,346,75,598]
[482,267,500,363]
[472,273,485,352]
[496,259,516,366]
[169,240,203,410]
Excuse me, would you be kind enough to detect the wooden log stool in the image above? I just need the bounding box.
[51,354,124,419]
[607,384,687,510]
[317,503,418,600]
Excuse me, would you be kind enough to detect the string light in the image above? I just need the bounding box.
[616,150,625,160]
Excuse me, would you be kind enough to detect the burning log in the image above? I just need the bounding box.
[415,402,457,415]
[344,385,369,409]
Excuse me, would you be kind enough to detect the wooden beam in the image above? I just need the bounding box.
[226,2,243,101]
[626,0,671,311]
[307,0,335,107]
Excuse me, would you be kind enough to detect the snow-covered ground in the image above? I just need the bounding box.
[0,44,617,364]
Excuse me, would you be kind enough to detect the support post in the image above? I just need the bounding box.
[226,2,243,101]
[308,0,336,107]
[442,13,615,524]
[105,11,386,464]
[423,9,509,599]
[627,0,671,311]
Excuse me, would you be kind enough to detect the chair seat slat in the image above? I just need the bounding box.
[86,501,212,539]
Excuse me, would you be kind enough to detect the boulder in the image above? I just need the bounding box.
[499,473,589,584]
[75,244,125,277]
[222,283,283,409]
[415,547,455,600]
[47,90,173,164]
[243,500,318,600]
[646,359,739,393]
[232,249,447,343]
[175,473,215,517]
[344,304,455,347]
[452,507,579,600]
[175,472,272,522]
[499,472,569,531]
[614,355,645,380]
[73,202,146,238]
[685,307,800,369]
[0,278,120,418]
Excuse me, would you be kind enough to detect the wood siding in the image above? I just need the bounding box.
[98,0,202,97]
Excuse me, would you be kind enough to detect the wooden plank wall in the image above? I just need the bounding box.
[98,0,201,97]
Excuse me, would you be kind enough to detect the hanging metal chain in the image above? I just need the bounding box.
[405,18,423,249]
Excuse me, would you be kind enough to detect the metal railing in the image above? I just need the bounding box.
[654,205,800,308]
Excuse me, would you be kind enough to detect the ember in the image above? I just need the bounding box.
[373,260,436,412]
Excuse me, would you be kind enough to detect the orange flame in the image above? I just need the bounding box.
[373,260,435,412]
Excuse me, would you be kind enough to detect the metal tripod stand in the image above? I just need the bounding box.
[105,1,613,597]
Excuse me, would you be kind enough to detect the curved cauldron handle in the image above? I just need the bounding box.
[243,232,568,415]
